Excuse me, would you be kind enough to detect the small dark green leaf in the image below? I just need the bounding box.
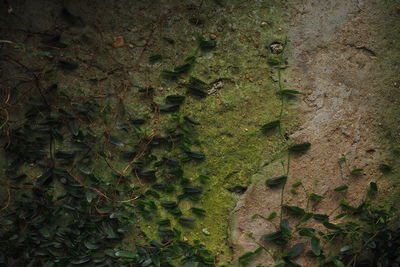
[309,193,324,201]
[280,219,292,236]
[10,173,27,183]
[58,60,78,70]
[160,201,178,209]
[70,258,90,264]
[310,236,321,256]
[333,259,346,267]
[267,58,281,66]
[166,95,185,104]
[174,63,192,73]
[369,182,378,194]
[334,185,348,192]
[267,211,277,221]
[282,205,305,215]
[68,119,80,136]
[157,219,170,226]
[191,207,206,216]
[261,231,282,241]
[323,221,341,231]
[0,219,13,225]
[162,70,180,77]
[109,136,125,147]
[137,170,156,182]
[266,176,287,187]
[130,118,146,125]
[178,217,195,226]
[379,164,392,172]
[185,56,196,64]
[279,89,300,96]
[340,245,352,253]
[292,182,302,187]
[299,213,313,223]
[313,214,329,221]
[239,247,262,264]
[298,227,315,237]
[149,54,162,63]
[163,37,175,44]
[289,142,311,152]
[186,151,205,160]
[200,40,216,49]
[261,120,280,131]
[183,186,202,194]
[115,250,138,258]
[350,168,363,175]
[184,116,200,125]
[286,243,304,259]
[37,169,53,185]
[159,104,180,112]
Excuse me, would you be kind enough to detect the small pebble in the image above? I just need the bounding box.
[202,228,211,236]
[260,21,268,27]
[209,33,217,40]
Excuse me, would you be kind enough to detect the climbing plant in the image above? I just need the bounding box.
[240,40,400,267]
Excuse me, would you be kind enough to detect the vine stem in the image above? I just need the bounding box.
[280,152,291,223]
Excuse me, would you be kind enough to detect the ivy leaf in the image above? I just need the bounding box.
[162,70,180,77]
[239,247,263,265]
[323,221,342,231]
[109,135,125,147]
[286,243,304,259]
[280,219,292,236]
[115,250,138,258]
[309,193,324,201]
[379,164,392,172]
[58,60,78,70]
[186,151,205,160]
[333,259,346,267]
[369,182,378,194]
[68,119,80,136]
[174,63,192,73]
[299,213,313,223]
[340,245,352,253]
[149,54,162,63]
[36,169,53,185]
[267,211,277,221]
[279,89,300,96]
[298,227,315,237]
[261,120,280,131]
[159,104,180,112]
[191,207,206,216]
[334,185,348,192]
[184,116,200,125]
[313,214,329,221]
[289,142,311,152]
[266,176,287,187]
[183,186,202,194]
[350,168,363,175]
[166,95,185,104]
[200,40,216,49]
[311,236,321,256]
[261,231,282,241]
[282,205,305,215]
[267,58,281,66]
[178,217,196,226]
[160,201,178,209]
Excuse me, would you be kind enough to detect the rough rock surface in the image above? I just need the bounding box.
[231,0,399,265]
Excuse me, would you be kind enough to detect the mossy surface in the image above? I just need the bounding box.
[0,0,298,265]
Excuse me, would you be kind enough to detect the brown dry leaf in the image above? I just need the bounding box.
[113,36,125,48]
